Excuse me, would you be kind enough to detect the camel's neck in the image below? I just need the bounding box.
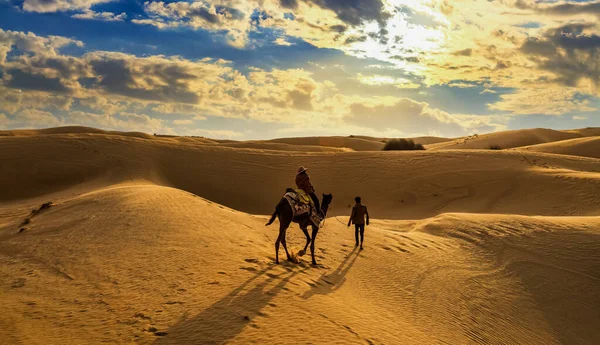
[321,202,330,216]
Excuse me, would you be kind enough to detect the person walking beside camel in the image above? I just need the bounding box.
[348,197,369,250]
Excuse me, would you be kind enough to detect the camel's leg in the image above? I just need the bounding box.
[310,225,319,265]
[281,235,292,261]
[274,202,293,264]
[301,226,311,253]
[275,231,282,264]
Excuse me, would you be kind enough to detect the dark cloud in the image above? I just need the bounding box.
[24,55,88,80]
[516,0,600,17]
[390,55,420,63]
[280,0,299,10]
[187,5,245,24]
[344,35,367,45]
[329,24,348,33]
[305,0,389,26]
[520,23,600,87]
[217,6,245,20]
[452,48,473,56]
[4,68,70,93]
[188,7,220,23]
[89,56,200,104]
[521,38,556,56]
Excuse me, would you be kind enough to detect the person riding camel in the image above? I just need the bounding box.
[295,166,323,219]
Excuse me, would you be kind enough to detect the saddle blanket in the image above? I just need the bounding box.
[283,189,321,227]
[283,191,310,217]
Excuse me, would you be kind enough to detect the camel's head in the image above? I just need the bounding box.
[321,193,333,209]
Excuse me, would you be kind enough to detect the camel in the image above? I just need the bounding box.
[266,193,333,265]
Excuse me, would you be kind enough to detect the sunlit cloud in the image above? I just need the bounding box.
[354,73,420,89]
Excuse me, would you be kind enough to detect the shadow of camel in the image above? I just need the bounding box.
[153,264,304,345]
[302,247,360,299]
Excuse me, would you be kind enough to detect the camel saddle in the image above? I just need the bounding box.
[283,188,321,227]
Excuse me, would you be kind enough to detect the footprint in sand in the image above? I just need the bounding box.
[240,266,258,272]
[11,278,26,288]
[134,312,152,320]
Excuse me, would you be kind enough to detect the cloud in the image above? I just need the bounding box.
[353,73,420,89]
[447,82,477,88]
[177,128,243,139]
[0,29,83,64]
[173,119,194,125]
[72,10,127,21]
[9,109,62,128]
[573,115,588,120]
[22,0,112,13]
[139,1,254,47]
[86,52,213,104]
[515,1,600,18]
[136,0,387,50]
[344,97,505,136]
[274,37,294,46]
[0,113,9,127]
[520,23,600,91]
[452,48,473,56]
[488,87,595,115]
[305,0,389,26]
[0,30,344,129]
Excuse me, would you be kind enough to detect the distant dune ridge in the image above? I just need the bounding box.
[514,136,600,159]
[424,127,598,151]
[1,126,599,344]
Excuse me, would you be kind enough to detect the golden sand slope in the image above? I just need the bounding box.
[0,126,154,139]
[426,128,583,150]
[514,136,600,159]
[269,136,386,151]
[1,184,599,344]
[562,127,600,137]
[338,135,451,146]
[2,133,599,218]
[213,141,351,152]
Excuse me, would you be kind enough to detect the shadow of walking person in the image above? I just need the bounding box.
[153,265,304,345]
[302,247,360,299]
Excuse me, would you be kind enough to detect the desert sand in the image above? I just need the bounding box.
[1,126,599,344]
[514,136,600,159]
[425,128,595,151]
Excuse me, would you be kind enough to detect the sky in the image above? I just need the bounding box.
[0,0,599,139]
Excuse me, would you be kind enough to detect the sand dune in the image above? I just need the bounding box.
[214,141,351,152]
[1,184,598,344]
[2,133,599,217]
[562,127,600,137]
[514,136,600,159]
[0,126,154,140]
[2,127,600,344]
[426,128,583,150]
[345,135,451,146]
[269,136,386,151]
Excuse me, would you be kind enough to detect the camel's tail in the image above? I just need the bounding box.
[265,205,278,226]
[265,210,277,226]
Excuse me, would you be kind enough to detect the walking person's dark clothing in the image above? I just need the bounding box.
[348,197,369,250]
